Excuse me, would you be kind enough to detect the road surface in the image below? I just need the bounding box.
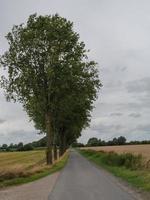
[49,150,142,200]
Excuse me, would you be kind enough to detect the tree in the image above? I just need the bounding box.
[117,136,126,145]
[98,139,106,146]
[17,142,24,151]
[2,144,8,150]
[23,143,34,151]
[87,137,99,146]
[0,14,101,164]
[72,140,85,147]
[112,137,118,145]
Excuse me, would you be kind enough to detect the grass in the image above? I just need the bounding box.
[81,144,150,162]
[79,149,150,192]
[0,150,68,188]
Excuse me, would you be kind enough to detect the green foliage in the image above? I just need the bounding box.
[0,13,101,163]
[72,141,85,147]
[101,152,142,170]
[31,137,47,147]
[117,136,126,145]
[86,136,150,147]
[87,137,99,146]
[18,144,34,151]
[1,144,8,149]
[80,150,142,170]
[86,136,127,146]
[0,137,47,152]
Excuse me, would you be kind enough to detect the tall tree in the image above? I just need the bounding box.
[0,14,101,164]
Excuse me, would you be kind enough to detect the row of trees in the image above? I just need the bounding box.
[0,137,47,152]
[0,14,101,164]
[87,136,126,146]
[1,136,150,151]
[73,136,150,147]
[0,142,34,151]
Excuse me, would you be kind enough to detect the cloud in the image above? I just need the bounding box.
[91,123,124,133]
[127,77,150,94]
[120,66,127,72]
[0,130,43,145]
[125,77,150,110]
[115,66,127,72]
[110,112,123,117]
[129,113,141,118]
[0,119,6,124]
[105,80,123,89]
[134,124,150,134]
[117,101,150,111]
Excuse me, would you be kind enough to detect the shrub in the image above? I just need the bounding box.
[81,150,143,170]
[101,151,142,170]
[23,144,34,151]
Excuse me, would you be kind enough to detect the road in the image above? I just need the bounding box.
[49,150,141,200]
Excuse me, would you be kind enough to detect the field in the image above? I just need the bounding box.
[0,150,46,179]
[0,150,68,187]
[81,144,150,162]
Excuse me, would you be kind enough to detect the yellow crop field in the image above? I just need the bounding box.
[0,150,48,180]
[0,149,68,188]
[81,144,150,161]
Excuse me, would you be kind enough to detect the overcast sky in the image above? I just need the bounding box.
[0,0,150,145]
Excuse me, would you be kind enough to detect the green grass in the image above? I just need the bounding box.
[0,151,68,188]
[79,149,150,192]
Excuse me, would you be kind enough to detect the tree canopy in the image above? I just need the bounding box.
[0,13,101,164]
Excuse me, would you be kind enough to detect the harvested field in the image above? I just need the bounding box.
[0,150,48,181]
[0,150,68,188]
[81,144,150,161]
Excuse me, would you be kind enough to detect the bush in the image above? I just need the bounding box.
[23,144,34,151]
[101,151,142,170]
[81,150,143,170]
[17,143,34,151]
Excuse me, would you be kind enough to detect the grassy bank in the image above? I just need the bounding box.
[0,150,68,188]
[81,144,150,161]
[79,149,150,192]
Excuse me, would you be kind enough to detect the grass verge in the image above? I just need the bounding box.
[0,152,68,188]
[79,149,150,192]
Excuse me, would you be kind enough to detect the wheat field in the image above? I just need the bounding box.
[0,150,48,180]
[81,144,150,161]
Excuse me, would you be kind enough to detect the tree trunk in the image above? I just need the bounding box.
[63,136,67,154]
[59,133,66,157]
[59,136,64,157]
[45,112,53,165]
[54,144,57,161]
[59,143,64,157]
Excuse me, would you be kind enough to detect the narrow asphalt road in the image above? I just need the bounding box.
[49,150,142,200]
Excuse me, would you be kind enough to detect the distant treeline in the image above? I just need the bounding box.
[1,136,150,151]
[72,136,150,147]
[0,137,46,152]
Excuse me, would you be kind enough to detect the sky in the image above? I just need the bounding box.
[0,0,150,145]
